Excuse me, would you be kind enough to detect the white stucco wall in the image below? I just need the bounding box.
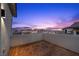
[11,33,43,47]
[0,3,1,56]
[44,33,79,53]
[1,3,12,56]
[11,32,79,53]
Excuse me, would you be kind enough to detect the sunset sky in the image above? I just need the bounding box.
[12,3,79,29]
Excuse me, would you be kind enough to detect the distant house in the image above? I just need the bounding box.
[21,27,32,31]
[63,22,79,35]
[12,27,32,34]
[21,27,32,34]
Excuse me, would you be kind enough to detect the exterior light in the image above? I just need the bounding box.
[1,9,5,18]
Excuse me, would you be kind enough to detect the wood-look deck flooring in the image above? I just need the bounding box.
[8,40,79,56]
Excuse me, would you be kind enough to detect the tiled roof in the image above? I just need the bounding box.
[71,22,79,28]
[63,22,79,29]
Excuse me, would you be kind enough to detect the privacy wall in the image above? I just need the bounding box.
[11,33,79,53]
[44,33,79,53]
